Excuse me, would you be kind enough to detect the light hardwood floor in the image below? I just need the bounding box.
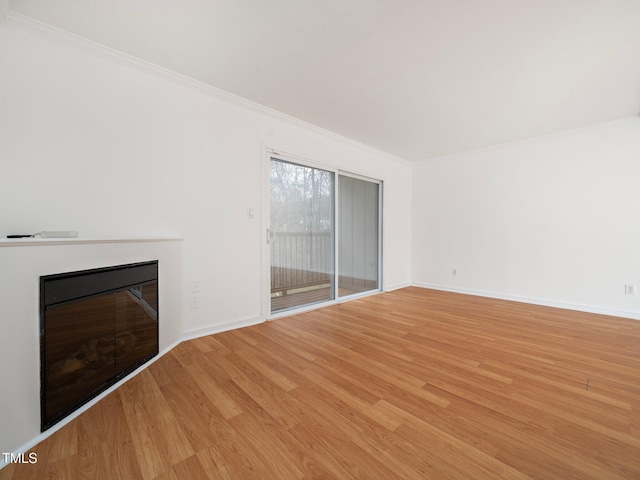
[2,287,639,479]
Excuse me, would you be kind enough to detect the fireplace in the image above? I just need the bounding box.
[40,261,159,431]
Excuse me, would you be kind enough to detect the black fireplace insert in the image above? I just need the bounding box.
[40,261,159,431]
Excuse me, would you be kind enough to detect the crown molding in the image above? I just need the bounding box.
[1,11,412,167]
[0,0,9,22]
[416,116,640,165]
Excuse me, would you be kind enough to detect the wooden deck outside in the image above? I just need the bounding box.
[271,285,366,312]
[269,231,378,312]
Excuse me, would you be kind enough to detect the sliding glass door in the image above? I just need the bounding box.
[269,156,381,314]
[338,174,380,296]
[269,159,335,312]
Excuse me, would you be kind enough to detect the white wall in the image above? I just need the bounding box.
[412,118,640,319]
[0,15,412,327]
[0,14,412,457]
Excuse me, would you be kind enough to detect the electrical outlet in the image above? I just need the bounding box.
[625,284,636,296]
[190,294,201,309]
[191,280,200,293]
[452,268,457,277]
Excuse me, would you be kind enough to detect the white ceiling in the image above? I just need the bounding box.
[8,0,640,161]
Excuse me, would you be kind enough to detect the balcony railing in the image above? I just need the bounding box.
[270,231,332,294]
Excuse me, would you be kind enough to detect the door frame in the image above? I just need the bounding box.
[261,145,383,320]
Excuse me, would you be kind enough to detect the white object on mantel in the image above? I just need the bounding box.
[33,231,79,238]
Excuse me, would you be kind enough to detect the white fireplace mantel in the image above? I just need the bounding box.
[0,236,183,247]
[0,236,183,463]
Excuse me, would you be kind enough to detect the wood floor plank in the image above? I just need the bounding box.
[226,412,306,480]
[2,287,639,479]
[216,353,304,430]
[378,399,534,480]
[76,392,144,480]
[118,369,195,480]
[290,385,447,480]
[156,453,212,480]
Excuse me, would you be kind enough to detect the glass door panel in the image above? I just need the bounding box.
[270,158,335,313]
[338,175,380,297]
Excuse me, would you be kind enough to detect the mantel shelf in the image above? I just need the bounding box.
[0,237,183,247]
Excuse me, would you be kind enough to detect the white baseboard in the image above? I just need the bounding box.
[412,283,640,321]
[180,316,265,341]
[384,281,412,292]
